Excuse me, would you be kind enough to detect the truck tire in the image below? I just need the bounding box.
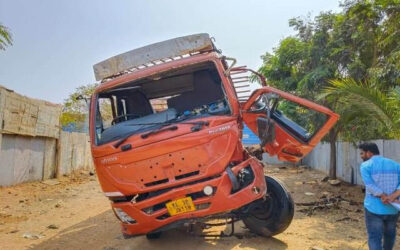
[242,176,294,237]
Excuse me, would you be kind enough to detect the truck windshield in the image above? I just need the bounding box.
[94,62,231,145]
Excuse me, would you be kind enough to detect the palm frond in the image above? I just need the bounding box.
[0,24,13,50]
[321,78,400,138]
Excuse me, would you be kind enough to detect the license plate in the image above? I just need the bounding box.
[166,197,196,216]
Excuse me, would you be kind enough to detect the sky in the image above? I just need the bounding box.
[0,0,341,104]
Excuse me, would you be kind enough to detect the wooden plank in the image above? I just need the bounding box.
[93,33,213,81]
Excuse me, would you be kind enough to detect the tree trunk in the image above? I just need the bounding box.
[329,129,337,179]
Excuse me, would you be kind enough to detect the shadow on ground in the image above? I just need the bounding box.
[29,209,288,250]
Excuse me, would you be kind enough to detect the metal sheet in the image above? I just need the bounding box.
[383,140,400,163]
[301,140,400,186]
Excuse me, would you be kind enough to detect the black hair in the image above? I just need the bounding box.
[358,142,380,155]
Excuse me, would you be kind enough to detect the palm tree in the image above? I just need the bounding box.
[322,78,400,139]
[0,23,13,50]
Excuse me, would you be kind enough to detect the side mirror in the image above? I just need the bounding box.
[257,117,275,147]
[247,93,279,114]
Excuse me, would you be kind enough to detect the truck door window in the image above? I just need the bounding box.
[271,99,327,142]
[95,97,114,140]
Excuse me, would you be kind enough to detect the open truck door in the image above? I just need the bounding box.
[242,86,339,162]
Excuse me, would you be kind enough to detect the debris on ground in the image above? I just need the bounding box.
[289,169,304,174]
[328,179,341,186]
[311,246,325,250]
[42,179,60,186]
[321,191,331,198]
[296,195,362,216]
[305,192,315,196]
[22,232,44,239]
[47,224,59,229]
[321,176,329,182]
[336,217,358,222]
[306,180,317,184]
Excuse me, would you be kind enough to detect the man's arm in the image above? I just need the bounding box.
[360,163,384,197]
[388,190,400,202]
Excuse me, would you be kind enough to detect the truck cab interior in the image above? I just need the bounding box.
[94,61,230,145]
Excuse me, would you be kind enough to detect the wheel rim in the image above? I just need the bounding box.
[250,190,279,220]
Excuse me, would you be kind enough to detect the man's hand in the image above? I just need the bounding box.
[386,190,400,203]
[380,194,390,204]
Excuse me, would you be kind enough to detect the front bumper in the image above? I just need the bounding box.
[111,157,266,236]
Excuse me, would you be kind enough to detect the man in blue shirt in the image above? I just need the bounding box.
[359,142,400,250]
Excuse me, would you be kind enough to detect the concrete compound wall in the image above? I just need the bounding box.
[57,131,94,177]
[0,132,93,186]
[0,85,94,187]
[301,140,400,185]
[0,134,47,186]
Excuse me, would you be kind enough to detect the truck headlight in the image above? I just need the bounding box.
[203,185,214,196]
[113,208,136,224]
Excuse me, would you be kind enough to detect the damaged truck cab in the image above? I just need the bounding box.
[89,34,339,238]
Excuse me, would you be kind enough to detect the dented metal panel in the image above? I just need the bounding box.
[93,33,214,81]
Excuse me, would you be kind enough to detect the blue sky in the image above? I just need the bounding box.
[0,0,341,103]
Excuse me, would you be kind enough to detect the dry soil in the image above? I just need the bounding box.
[1,165,399,250]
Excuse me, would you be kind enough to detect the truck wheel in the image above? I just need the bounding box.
[242,176,294,237]
[146,231,162,239]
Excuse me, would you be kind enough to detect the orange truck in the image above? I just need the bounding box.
[89,34,339,239]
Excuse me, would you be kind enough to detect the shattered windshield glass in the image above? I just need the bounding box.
[94,64,231,145]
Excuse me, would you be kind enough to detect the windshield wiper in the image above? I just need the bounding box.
[141,125,178,139]
[113,118,209,148]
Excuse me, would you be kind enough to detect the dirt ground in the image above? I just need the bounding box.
[1,165,399,250]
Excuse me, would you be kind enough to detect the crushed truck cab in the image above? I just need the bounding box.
[89,34,339,238]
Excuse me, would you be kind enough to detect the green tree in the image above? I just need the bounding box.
[61,83,113,131]
[61,83,98,130]
[258,0,400,178]
[0,23,13,50]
